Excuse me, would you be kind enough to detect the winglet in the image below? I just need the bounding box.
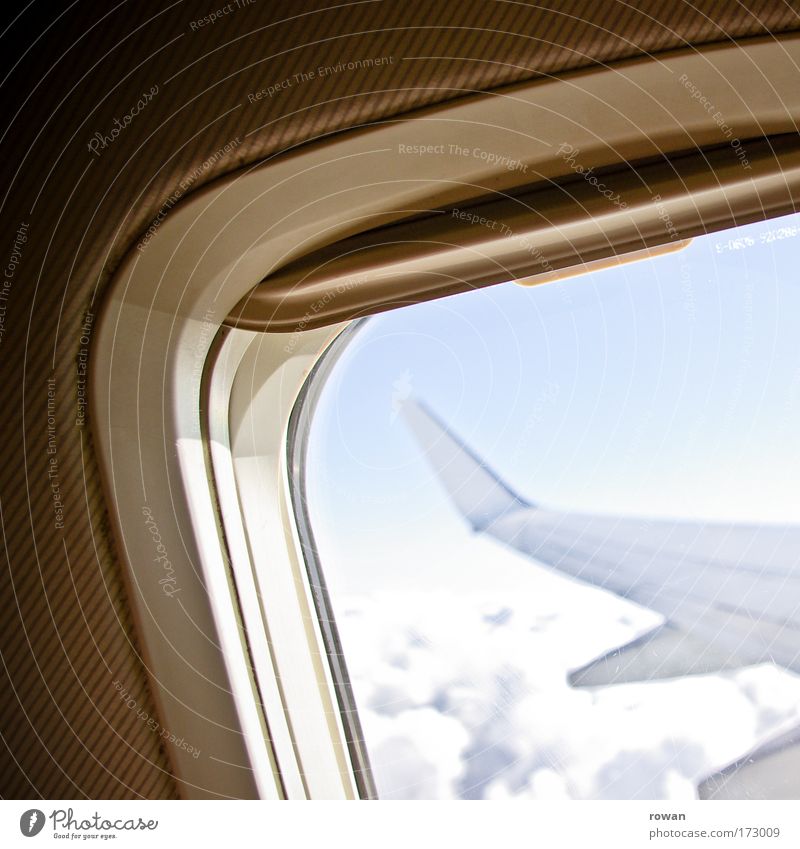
[401,398,531,531]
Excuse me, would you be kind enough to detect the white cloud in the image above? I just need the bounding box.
[338,583,800,799]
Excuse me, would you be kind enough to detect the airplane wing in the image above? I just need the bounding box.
[402,397,800,796]
[698,724,800,799]
[402,398,800,683]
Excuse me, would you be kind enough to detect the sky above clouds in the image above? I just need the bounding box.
[303,212,800,799]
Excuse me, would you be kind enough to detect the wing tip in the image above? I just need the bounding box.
[401,397,532,531]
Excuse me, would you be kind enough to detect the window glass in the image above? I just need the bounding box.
[299,212,800,799]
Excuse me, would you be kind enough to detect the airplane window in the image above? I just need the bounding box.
[292,211,800,800]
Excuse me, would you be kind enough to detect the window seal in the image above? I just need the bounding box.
[285,319,378,799]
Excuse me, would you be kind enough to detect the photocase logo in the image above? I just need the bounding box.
[19,809,45,837]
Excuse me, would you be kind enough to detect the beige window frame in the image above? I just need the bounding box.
[91,35,800,798]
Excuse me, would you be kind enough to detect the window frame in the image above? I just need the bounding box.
[90,35,800,798]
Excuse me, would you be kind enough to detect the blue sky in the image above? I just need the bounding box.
[302,212,800,799]
[305,212,800,596]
